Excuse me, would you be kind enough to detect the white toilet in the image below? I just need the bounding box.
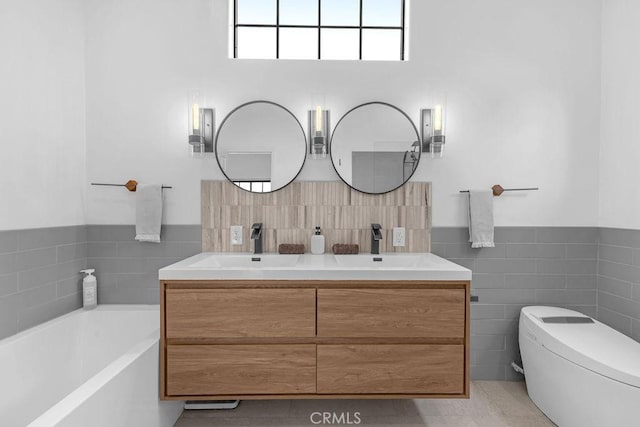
[519,306,640,427]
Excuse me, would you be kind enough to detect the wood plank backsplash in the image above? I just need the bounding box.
[201,181,432,253]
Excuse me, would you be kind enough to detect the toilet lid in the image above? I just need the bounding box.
[522,306,640,388]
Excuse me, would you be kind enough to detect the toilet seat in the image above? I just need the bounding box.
[521,306,640,389]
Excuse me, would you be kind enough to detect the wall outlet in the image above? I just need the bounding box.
[230,225,243,245]
[393,227,405,247]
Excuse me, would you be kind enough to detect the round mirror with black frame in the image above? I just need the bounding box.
[330,102,421,194]
[215,100,307,193]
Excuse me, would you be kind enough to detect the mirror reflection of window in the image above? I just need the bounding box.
[233,0,406,60]
[233,181,272,193]
[215,101,306,193]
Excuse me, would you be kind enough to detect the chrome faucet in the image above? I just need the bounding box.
[371,223,383,255]
[251,223,263,254]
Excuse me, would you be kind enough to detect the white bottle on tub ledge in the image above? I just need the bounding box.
[80,269,97,309]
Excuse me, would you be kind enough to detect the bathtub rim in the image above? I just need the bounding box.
[0,304,160,347]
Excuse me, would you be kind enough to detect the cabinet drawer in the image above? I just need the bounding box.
[165,288,315,338]
[317,289,465,338]
[317,344,464,394]
[166,344,316,396]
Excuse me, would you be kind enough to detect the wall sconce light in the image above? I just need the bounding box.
[188,93,214,155]
[420,104,446,158]
[308,106,330,159]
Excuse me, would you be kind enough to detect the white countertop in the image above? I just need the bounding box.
[159,252,472,281]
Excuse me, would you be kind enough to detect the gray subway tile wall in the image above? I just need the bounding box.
[86,225,201,305]
[0,226,87,340]
[3,223,640,383]
[431,227,599,381]
[0,224,201,340]
[597,228,640,342]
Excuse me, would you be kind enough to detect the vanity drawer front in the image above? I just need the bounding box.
[317,344,464,395]
[165,288,315,338]
[166,344,317,396]
[317,289,465,338]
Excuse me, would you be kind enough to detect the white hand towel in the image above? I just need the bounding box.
[135,184,163,243]
[468,190,495,248]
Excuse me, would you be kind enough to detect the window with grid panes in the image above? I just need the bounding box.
[233,0,406,60]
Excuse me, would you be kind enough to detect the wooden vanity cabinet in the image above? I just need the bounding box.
[160,280,470,400]
[165,288,316,338]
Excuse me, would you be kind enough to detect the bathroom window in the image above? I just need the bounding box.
[233,0,406,60]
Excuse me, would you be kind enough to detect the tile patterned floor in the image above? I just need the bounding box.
[174,381,555,427]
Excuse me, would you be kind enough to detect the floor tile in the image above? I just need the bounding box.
[174,381,555,427]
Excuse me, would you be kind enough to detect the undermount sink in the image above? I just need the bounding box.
[190,254,301,269]
[333,254,430,268]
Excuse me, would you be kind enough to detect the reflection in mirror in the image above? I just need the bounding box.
[215,101,307,193]
[330,102,420,194]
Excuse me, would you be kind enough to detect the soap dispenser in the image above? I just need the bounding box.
[311,226,325,254]
[80,269,97,310]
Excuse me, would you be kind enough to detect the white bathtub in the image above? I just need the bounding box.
[0,305,183,427]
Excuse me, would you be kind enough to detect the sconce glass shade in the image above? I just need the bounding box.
[420,103,446,159]
[430,139,445,159]
[308,107,330,159]
[187,93,214,156]
[431,103,446,159]
[188,103,205,153]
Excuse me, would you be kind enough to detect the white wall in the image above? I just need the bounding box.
[84,0,602,227]
[599,0,640,230]
[0,0,87,230]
